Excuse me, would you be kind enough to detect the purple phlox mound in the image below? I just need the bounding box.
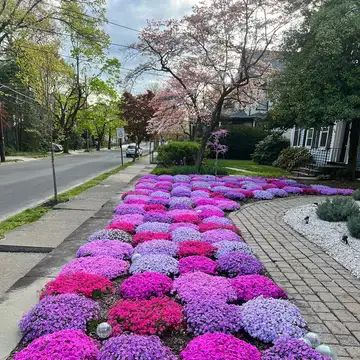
[217,251,264,277]
[240,296,307,343]
[60,256,129,279]
[76,240,133,260]
[172,271,237,303]
[19,294,100,342]
[130,254,179,276]
[172,226,202,243]
[214,240,252,258]
[99,335,176,360]
[201,229,241,244]
[262,336,332,360]
[185,299,242,335]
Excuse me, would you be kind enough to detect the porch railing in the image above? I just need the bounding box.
[310,147,346,166]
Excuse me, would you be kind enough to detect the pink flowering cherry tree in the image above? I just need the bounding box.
[130,0,293,168]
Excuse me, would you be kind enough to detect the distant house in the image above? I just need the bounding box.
[288,121,360,170]
[221,101,270,128]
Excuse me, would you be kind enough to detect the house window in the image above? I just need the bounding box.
[305,128,314,147]
[293,128,301,146]
[319,127,330,148]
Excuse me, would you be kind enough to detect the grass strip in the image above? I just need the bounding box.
[0,162,133,239]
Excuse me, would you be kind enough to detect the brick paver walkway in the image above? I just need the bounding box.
[231,196,360,360]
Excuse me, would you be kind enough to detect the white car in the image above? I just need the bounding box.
[125,145,143,158]
[52,143,63,152]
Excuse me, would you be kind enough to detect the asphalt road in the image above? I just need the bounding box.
[0,148,145,221]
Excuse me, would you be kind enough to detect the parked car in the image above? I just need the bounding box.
[52,143,63,152]
[125,144,143,158]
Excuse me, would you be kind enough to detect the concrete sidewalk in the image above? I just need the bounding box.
[0,157,154,359]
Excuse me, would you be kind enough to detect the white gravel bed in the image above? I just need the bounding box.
[283,201,360,278]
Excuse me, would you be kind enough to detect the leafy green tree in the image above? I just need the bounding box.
[15,14,120,152]
[79,81,123,151]
[0,60,46,154]
[270,0,360,178]
[0,0,107,50]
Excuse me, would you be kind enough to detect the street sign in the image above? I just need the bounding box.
[116,127,125,140]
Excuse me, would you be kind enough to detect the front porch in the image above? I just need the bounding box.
[290,121,360,176]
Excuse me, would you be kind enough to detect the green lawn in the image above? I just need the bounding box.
[6,151,48,158]
[206,159,291,178]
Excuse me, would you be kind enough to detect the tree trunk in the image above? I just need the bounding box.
[195,115,220,170]
[108,129,112,150]
[63,132,70,154]
[347,118,360,180]
[195,128,212,170]
[214,152,219,176]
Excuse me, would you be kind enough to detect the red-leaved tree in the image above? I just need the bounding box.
[121,91,155,146]
[131,0,292,168]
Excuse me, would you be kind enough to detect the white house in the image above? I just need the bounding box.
[288,121,360,169]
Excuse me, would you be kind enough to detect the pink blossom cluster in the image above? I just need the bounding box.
[108,297,183,336]
[41,272,113,299]
[120,272,173,299]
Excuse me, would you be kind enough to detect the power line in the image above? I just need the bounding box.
[44,1,140,33]
[0,83,41,106]
[12,43,171,78]
[24,25,137,51]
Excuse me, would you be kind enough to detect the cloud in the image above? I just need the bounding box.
[105,0,198,93]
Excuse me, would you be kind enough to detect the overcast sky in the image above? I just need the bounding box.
[105,0,198,93]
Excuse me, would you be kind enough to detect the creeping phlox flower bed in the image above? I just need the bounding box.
[15,175,346,359]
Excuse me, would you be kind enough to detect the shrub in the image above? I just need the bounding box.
[157,141,200,166]
[352,189,360,200]
[152,165,229,175]
[316,197,359,222]
[224,125,267,160]
[273,147,312,170]
[252,133,290,165]
[347,213,360,238]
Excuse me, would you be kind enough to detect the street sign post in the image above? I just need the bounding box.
[116,127,125,141]
[117,128,125,166]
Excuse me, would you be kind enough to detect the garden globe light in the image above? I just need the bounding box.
[96,322,112,339]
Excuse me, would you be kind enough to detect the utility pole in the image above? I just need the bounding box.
[44,66,58,203]
[0,102,5,163]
